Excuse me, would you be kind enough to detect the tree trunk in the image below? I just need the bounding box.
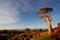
[45,16,52,35]
[47,20,52,35]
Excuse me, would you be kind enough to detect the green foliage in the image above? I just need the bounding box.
[37,33,57,40]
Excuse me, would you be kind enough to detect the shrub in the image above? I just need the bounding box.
[37,33,57,40]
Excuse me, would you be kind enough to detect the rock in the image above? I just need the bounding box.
[58,23,60,28]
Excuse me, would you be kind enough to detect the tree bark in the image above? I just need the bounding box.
[45,16,52,35]
[47,20,52,35]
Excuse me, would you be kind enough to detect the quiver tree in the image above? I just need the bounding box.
[37,7,53,35]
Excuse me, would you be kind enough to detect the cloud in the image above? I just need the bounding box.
[16,0,52,13]
[0,0,20,24]
[15,0,36,12]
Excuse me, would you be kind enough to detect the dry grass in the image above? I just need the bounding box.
[0,27,60,40]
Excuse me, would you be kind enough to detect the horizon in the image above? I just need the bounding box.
[0,0,60,29]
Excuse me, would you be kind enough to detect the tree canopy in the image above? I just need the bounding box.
[39,7,53,14]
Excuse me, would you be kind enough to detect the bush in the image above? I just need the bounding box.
[37,33,57,40]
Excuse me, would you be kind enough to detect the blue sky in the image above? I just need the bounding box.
[0,0,60,29]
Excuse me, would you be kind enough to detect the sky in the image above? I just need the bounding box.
[0,0,60,30]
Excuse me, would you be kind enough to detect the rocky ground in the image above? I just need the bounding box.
[0,23,60,40]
